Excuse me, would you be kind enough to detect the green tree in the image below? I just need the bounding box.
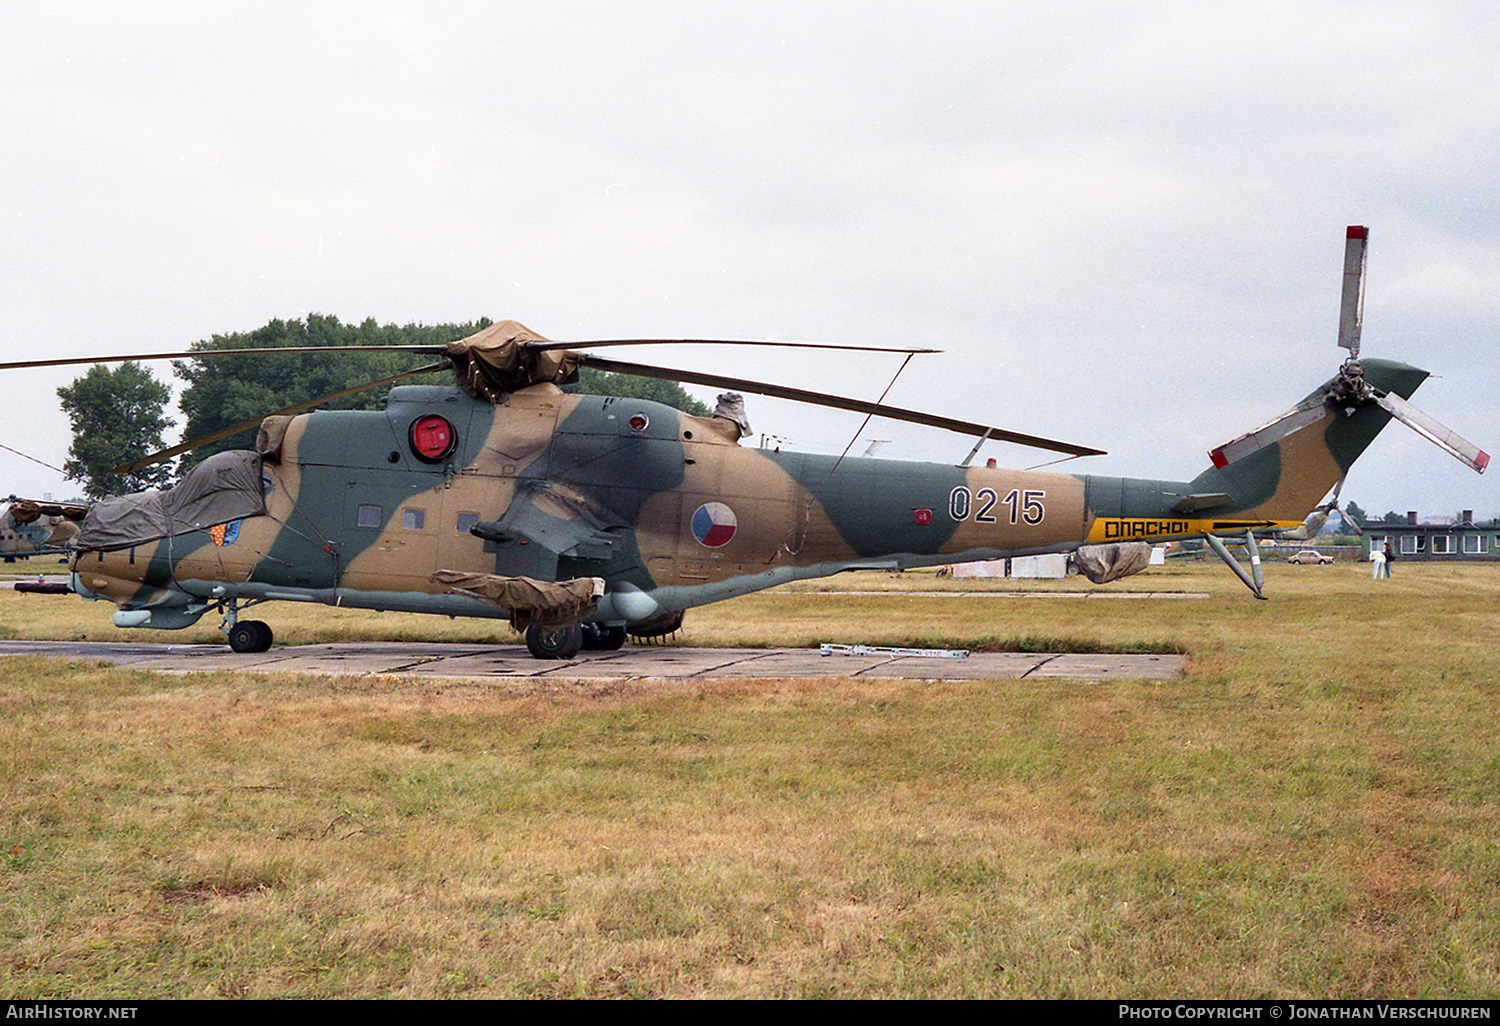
[57,362,174,499]
[1343,501,1367,527]
[174,315,715,468]
[174,315,491,468]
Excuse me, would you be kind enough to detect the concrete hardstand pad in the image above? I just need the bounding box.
[0,640,1182,682]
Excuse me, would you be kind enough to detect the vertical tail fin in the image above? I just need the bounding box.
[1192,359,1429,523]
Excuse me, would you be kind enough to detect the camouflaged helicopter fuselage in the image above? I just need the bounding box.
[72,359,1427,632]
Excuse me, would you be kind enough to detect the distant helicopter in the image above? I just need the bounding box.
[5,228,1486,658]
[0,503,79,563]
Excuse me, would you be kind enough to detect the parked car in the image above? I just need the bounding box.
[1287,550,1334,564]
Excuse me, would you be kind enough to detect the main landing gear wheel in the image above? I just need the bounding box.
[525,622,583,660]
[227,619,273,654]
[580,623,627,651]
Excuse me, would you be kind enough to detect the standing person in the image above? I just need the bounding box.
[1383,542,1395,578]
[1371,545,1386,580]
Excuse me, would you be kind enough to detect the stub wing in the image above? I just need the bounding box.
[469,481,628,560]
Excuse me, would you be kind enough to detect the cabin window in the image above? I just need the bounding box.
[1431,535,1453,555]
[456,512,479,534]
[402,508,426,530]
[356,504,382,528]
[1399,535,1419,555]
[1463,534,1487,555]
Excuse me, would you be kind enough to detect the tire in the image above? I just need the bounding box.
[525,623,583,660]
[580,623,628,651]
[228,619,273,653]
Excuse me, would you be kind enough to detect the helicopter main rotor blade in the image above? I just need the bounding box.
[525,338,940,354]
[0,338,935,374]
[1,339,935,379]
[1373,391,1489,474]
[580,355,1106,457]
[109,362,450,475]
[0,346,446,372]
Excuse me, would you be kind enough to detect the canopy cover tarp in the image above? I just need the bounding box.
[443,320,583,401]
[1073,542,1153,584]
[77,450,267,551]
[431,570,604,629]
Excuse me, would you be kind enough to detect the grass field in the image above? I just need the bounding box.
[2,559,1498,998]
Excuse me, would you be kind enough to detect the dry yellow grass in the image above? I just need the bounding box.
[2,560,1499,998]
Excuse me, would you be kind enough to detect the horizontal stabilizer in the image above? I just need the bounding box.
[1171,492,1234,513]
[1374,392,1489,473]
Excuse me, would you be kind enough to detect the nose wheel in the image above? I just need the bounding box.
[227,619,274,653]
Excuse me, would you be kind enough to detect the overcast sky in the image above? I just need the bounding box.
[3,1,1496,519]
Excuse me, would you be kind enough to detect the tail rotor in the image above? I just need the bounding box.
[1331,226,1488,474]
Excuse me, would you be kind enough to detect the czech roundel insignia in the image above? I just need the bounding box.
[691,502,737,548]
[210,520,241,547]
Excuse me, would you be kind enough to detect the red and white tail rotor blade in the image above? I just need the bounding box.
[1374,391,1490,474]
[1337,225,1368,358]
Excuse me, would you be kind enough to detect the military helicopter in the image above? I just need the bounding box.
[1,503,79,562]
[4,227,1487,658]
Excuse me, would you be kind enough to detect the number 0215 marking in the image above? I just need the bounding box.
[948,486,1045,525]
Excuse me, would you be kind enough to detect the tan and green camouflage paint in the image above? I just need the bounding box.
[72,359,1428,631]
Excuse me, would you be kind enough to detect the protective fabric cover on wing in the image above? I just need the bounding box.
[430,570,605,629]
[444,320,584,400]
[1074,542,1153,584]
[76,450,268,551]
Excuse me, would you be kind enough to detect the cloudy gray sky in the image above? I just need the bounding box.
[3,1,1496,519]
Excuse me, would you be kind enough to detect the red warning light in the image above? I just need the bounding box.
[410,414,457,462]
